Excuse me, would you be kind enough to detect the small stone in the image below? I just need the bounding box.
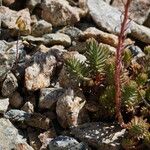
[4,109,31,122]
[1,72,18,97]
[26,113,52,130]
[41,0,80,27]
[39,88,64,109]
[21,101,34,113]
[43,33,71,47]
[9,91,23,108]
[31,20,52,37]
[26,0,41,11]
[0,98,9,114]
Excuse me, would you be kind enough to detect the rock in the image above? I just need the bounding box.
[31,20,52,37]
[0,6,31,36]
[41,0,80,27]
[27,128,42,150]
[58,26,83,40]
[2,0,16,6]
[0,40,24,81]
[56,88,86,128]
[4,109,31,122]
[112,0,150,25]
[38,130,57,149]
[87,0,150,44]
[144,13,150,28]
[9,91,24,108]
[82,27,133,48]
[25,50,56,90]
[26,0,41,11]
[26,113,52,130]
[71,122,126,149]
[39,87,64,109]
[43,33,71,47]
[1,72,18,97]
[21,101,34,113]
[0,98,9,114]
[0,118,33,150]
[48,135,87,150]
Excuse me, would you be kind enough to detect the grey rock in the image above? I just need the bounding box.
[41,0,80,27]
[0,6,31,36]
[87,0,150,44]
[0,118,33,150]
[1,72,18,97]
[0,40,24,81]
[0,98,9,114]
[9,91,24,108]
[71,122,126,150]
[21,101,34,113]
[58,26,83,40]
[39,87,64,109]
[49,135,87,150]
[25,50,56,90]
[4,109,31,122]
[43,33,71,47]
[112,0,150,25]
[31,20,52,37]
[56,88,86,128]
[26,0,41,11]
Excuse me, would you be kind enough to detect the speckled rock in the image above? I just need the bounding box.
[0,118,33,150]
[41,0,80,27]
[9,91,24,108]
[56,88,86,128]
[1,72,18,97]
[31,20,52,37]
[4,109,31,122]
[71,122,126,150]
[21,101,34,113]
[0,6,31,36]
[25,50,56,90]
[39,87,64,109]
[43,33,71,47]
[48,136,87,150]
[0,98,9,114]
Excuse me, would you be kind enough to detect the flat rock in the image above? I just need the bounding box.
[87,0,150,44]
[39,87,64,109]
[0,98,9,114]
[41,0,80,27]
[43,33,71,47]
[1,72,18,97]
[0,6,31,36]
[21,101,34,113]
[25,50,56,90]
[112,0,150,25]
[0,118,33,150]
[31,20,52,37]
[71,122,126,149]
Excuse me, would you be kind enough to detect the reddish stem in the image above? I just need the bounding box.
[115,0,132,127]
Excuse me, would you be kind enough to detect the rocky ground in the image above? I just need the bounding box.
[0,0,150,149]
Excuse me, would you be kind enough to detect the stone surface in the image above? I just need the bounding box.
[82,27,133,48]
[56,88,86,128]
[21,101,34,113]
[1,72,18,97]
[41,0,80,27]
[2,0,16,6]
[9,91,23,108]
[71,122,126,149]
[0,40,24,81]
[25,50,56,90]
[26,0,41,11]
[87,0,150,44]
[43,33,71,47]
[48,135,87,150]
[0,98,9,114]
[26,113,51,130]
[0,118,33,150]
[4,109,31,122]
[0,6,31,36]
[31,20,52,37]
[39,87,64,109]
[112,0,150,25]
